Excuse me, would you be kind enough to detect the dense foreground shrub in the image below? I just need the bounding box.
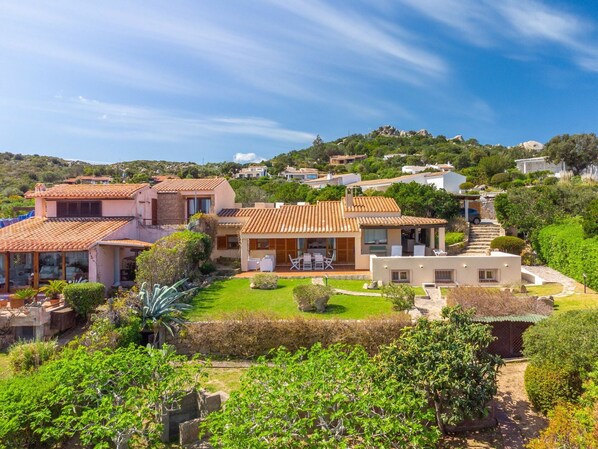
[8,340,58,373]
[535,218,598,290]
[207,343,440,448]
[63,282,105,318]
[524,363,583,414]
[293,284,333,312]
[446,287,552,317]
[136,230,212,286]
[250,273,278,290]
[381,283,416,311]
[445,231,465,246]
[490,236,526,255]
[176,312,411,357]
[527,403,598,449]
[0,345,202,449]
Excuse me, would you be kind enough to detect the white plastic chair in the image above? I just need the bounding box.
[414,245,426,257]
[391,245,402,257]
[289,254,301,270]
[302,253,313,270]
[314,253,324,270]
[247,257,260,271]
[324,257,334,270]
[433,249,448,256]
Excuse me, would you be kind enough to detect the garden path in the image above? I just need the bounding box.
[523,266,579,296]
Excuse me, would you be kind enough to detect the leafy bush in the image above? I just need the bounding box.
[582,198,598,238]
[446,287,552,317]
[490,172,510,186]
[8,340,58,373]
[459,182,474,190]
[199,260,216,275]
[490,236,526,255]
[12,287,38,301]
[524,362,582,414]
[293,284,333,312]
[384,182,460,219]
[381,283,415,311]
[511,179,525,187]
[73,316,142,351]
[542,176,559,185]
[378,306,503,433]
[535,219,598,290]
[207,344,439,448]
[0,345,203,449]
[135,230,212,286]
[250,273,278,290]
[63,282,105,318]
[177,312,411,357]
[445,231,464,246]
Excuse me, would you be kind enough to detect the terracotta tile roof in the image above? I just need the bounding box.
[343,196,401,213]
[99,239,153,248]
[357,216,447,227]
[241,202,359,235]
[153,178,226,192]
[218,208,262,218]
[28,183,148,199]
[0,218,133,252]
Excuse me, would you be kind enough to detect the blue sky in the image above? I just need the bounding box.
[1,0,598,163]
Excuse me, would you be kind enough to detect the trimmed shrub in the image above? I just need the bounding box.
[459,182,474,190]
[8,340,58,373]
[63,282,105,318]
[490,172,510,186]
[176,312,411,357]
[511,179,525,187]
[445,231,464,246]
[250,273,278,290]
[135,230,212,286]
[199,261,216,275]
[535,219,598,290]
[381,284,415,311]
[582,198,598,238]
[490,236,526,255]
[524,362,582,414]
[293,284,333,312]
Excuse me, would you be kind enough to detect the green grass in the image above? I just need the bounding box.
[525,283,563,296]
[326,279,425,295]
[188,278,398,320]
[205,367,246,393]
[0,352,11,380]
[554,284,598,314]
[445,231,465,246]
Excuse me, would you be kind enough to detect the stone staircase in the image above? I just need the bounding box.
[463,223,502,255]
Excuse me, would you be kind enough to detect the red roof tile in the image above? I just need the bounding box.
[153,178,226,192]
[28,184,148,199]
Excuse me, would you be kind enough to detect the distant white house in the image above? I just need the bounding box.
[280,166,319,181]
[402,163,454,174]
[234,165,269,179]
[383,153,408,160]
[349,171,465,193]
[303,173,362,189]
[515,157,565,176]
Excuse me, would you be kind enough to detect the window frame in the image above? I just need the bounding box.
[434,269,455,284]
[364,228,388,245]
[479,269,498,283]
[56,201,102,218]
[391,270,410,284]
[256,239,270,250]
[226,235,240,249]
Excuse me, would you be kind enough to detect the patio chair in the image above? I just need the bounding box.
[391,245,402,257]
[289,254,301,270]
[302,253,313,271]
[324,257,334,270]
[247,257,261,271]
[314,253,324,270]
[413,245,426,257]
[433,249,448,256]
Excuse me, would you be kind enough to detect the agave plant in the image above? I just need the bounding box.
[139,279,195,348]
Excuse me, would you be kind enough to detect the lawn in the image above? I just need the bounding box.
[0,352,10,380]
[188,278,397,320]
[326,279,425,296]
[525,283,563,296]
[205,367,246,393]
[554,284,598,314]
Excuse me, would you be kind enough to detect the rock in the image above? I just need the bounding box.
[417,129,432,137]
[449,134,464,142]
[408,308,423,320]
[179,418,203,446]
[249,282,257,289]
[520,140,545,151]
[520,284,528,294]
[537,295,554,307]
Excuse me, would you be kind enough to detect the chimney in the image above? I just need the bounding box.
[35,183,46,193]
[346,188,353,209]
[326,172,333,180]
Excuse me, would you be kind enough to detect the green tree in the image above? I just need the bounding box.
[582,198,598,238]
[545,133,598,175]
[377,306,502,433]
[478,155,514,181]
[384,182,460,219]
[208,343,439,448]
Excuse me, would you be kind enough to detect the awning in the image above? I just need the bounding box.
[99,239,153,249]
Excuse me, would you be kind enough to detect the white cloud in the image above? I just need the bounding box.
[233,152,266,163]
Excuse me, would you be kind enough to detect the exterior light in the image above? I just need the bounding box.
[384,265,388,269]
[463,263,467,268]
[504,263,509,267]
[419,264,424,268]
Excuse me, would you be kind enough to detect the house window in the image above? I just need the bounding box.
[257,239,270,250]
[217,235,240,250]
[391,270,410,283]
[479,269,498,283]
[65,252,88,282]
[364,229,388,245]
[39,252,62,283]
[187,198,211,218]
[56,201,102,217]
[435,269,454,284]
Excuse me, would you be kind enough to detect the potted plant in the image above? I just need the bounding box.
[40,280,67,305]
[10,287,38,308]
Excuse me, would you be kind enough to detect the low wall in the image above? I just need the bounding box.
[370,252,521,286]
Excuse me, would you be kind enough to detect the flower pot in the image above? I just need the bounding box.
[49,299,60,306]
[9,297,25,308]
[0,300,8,308]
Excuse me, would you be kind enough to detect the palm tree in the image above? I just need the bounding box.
[139,279,194,348]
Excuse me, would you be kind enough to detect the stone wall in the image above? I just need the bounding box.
[157,193,185,225]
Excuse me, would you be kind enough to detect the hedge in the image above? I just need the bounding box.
[63,282,105,318]
[445,231,464,246]
[535,218,598,290]
[293,284,332,313]
[490,236,526,255]
[175,312,411,357]
[524,362,582,414]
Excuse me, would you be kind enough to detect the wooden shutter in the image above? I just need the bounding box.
[217,236,227,250]
[249,239,258,251]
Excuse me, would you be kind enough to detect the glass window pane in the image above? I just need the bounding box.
[39,252,62,284]
[10,253,34,288]
[0,255,5,289]
[65,252,89,282]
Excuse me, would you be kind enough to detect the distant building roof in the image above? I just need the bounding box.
[27,183,148,199]
[63,175,114,183]
[357,216,447,227]
[0,217,133,252]
[153,178,226,192]
[343,196,401,213]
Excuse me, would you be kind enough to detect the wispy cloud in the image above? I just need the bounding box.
[233,152,266,163]
[56,96,315,144]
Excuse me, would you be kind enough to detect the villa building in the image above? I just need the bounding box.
[303,173,361,189]
[280,166,319,181]
[515,156,566,176]
[234,165,269,179]
[63,175,113,184]
[329,154,367,165]
[350,171,466,194]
